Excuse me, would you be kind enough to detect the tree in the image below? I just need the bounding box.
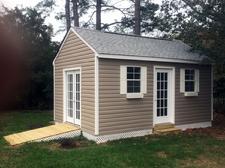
[160,0,225,112]
[96,0,102,30]
[117,1,160,34]
[0,7,59,110]
[72,0,79,27]
[65,0,71,30]
[134,0,141,35]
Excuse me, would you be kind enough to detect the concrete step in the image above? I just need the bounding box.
[154,127,181,135]
[154,123,175,131]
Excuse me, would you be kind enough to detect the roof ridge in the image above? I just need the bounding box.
[73,26,173,42]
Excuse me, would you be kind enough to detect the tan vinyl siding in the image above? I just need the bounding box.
[54,31,95,135]
[99,58,211,135]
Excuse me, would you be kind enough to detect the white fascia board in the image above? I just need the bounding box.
[97,54,202,64]
[52,28,73,66]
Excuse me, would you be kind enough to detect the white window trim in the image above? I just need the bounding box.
[120,65,147,99]
[180,68,200,97]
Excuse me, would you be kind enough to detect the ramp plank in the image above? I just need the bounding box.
[4,123,80,146]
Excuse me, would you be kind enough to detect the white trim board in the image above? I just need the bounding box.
[177,122,212,131]
[94,55,99,135]
[98,54,203,64]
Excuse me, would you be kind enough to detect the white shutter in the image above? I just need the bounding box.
[180,68,185,93]
[141,66,147,94]
[120,66,127,94]
[195,69,200,92]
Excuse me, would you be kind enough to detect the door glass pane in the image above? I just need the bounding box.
[67,74,74,118]
[75,74,80,120]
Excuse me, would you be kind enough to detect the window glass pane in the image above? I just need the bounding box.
[185,69,194,80]
[157,73,160,80]
[185,81,195,92]
[134,87,140,92]
[134,73,140,79]
[127,73,133,79]
[160,73,164,80]
[184,69,195,92]
[127,67,134,73]
[126,67,141,93]
[157,109,160,117]
[134,67,140,73]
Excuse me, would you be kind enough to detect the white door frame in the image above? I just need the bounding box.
[63,67,81,126]
[153,66,175,125]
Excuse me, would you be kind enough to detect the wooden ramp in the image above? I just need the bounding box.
[4,123,80,146]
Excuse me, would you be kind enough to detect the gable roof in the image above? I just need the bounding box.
[73,27,208,64]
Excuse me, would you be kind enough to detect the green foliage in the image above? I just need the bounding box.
[0,7,59,110]
[160,0,225,103]
[1,111,225,168]
[115,1,160,33]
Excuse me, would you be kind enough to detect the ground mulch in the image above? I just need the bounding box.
[184,113,225,140]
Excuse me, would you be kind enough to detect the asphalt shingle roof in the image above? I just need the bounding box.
[74,27,206,62]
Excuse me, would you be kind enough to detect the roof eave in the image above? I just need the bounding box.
[97,54,209,64]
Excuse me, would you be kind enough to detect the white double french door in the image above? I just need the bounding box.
[154,67,175,125]
[65,70,81,125]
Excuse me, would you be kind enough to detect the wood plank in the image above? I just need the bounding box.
[4,123,80,146]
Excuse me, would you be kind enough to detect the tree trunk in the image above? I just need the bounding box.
[134,0,141,35]
[96,0,101,30]
[65,0,71,31]
[72,0,79,27]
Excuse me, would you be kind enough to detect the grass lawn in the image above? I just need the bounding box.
[1,111,225,168]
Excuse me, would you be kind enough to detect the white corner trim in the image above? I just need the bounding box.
[94,55,99,135]
[83,129,152,144]
[98,54,202,64]
[82,132,97,142]
[177,121,212,131]
[53,65,55,121]
[211,65,214,121]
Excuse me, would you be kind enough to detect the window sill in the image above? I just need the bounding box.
[126,93,144,99]
[184,92,198,97]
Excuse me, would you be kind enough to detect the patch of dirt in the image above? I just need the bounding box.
[157,151,168,159]
[0,152,11,160]
[184,113,225,140]
[180,155,224,168]
[28,123,46,130]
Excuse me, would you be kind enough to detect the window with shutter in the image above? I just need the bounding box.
[120,65,147,98]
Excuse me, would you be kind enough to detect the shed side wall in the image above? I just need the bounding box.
[54,31,95,134]
[99,58,211,135]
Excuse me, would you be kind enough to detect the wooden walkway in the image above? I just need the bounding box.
[4,123,80,146]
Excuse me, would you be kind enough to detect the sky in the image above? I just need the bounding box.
[0,0,161,42]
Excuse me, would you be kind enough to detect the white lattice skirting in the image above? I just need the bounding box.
[83,129,153,144]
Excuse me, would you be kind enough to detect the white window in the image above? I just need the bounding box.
[127,67,141,93]
[180,68,199,96]
[120,66,147,99]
